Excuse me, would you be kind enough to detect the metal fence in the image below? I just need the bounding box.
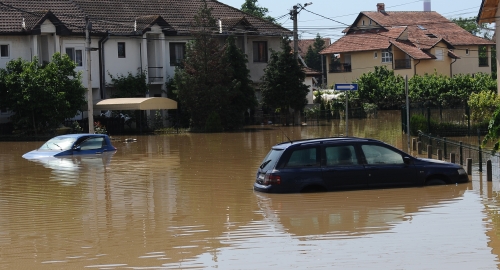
[417,131,500,178]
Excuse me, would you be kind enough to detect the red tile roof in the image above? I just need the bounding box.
[297,38,331,58]
[302,66,321,76]
[321,27,405,54]
[367,12,495,47]
[0,0,290,36]
[321,10,494,55]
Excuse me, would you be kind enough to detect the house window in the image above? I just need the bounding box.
[169,42,185,66]
[479,45,488,67]
[253,41,268,62]
[381,49,392,63]
[1,44,9,58]
[465,49,469,55]
[435,49,443,61]
[369,19,372,25]
[65,47,83,67]
[374,52,378,58]
[362,20,365,26]
[118,42,126,58]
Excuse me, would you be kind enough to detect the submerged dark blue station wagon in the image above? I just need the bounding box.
[254,137,469,193]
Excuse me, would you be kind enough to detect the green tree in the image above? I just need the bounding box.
[108,69,149,98]
[261,37,309,124]
[221,35,257,129]
[240,0,276,23]
[451,16,491,39]
[174,1,254,131]
[0,53,86,135]
[304,34,326,72]
[355,66,404,109]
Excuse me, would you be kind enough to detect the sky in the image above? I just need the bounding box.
[217,0,488,41]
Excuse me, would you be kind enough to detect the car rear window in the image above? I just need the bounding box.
[259,149,284,171]
[285,147,318,167]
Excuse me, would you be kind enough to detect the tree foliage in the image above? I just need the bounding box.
[108,69,149,98]
[349,66,496,110]
[354,66,404,109]
[260,37,309,122]
[451,16,491,39]
[0,53,86,135]
[468,90,499,122]
[174,1,255,131]
[304,34,326,72]
[240,0,276,23]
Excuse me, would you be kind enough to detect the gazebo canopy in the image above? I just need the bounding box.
[94,97,177,111]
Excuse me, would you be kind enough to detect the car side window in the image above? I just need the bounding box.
[285,147,318,167]
[361,144,404,165]
[79,137,104,150]
[325,145,357,166]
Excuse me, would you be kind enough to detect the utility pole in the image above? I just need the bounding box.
[292,5,298,59]
[291,3,312,60]
[85,16,94,134]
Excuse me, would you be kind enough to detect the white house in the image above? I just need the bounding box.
[0,0,291,124]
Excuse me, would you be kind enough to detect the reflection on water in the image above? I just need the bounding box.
[0,111,499,269]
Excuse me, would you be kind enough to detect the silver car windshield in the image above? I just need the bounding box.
[39,137,78,151]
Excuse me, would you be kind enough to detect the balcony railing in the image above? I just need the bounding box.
[329,62,352,73]
[394,59,411,70]
[148,67,164,83]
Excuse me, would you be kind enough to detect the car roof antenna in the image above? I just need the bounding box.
[278,126,292,143]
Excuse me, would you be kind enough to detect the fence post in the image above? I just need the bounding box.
[478,146,483,172]
[412,138,417,151]
[450,153,456,164]
[427,145,433,159]
[466,158,472,175]
[437,149,442,160]
[417,141,422,155]
[487,160,492,182]
[460,141,463,166]
[477,128,483,172]
[443,137,447,158]
[427,107,431,133]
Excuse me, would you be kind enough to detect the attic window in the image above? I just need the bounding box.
[426,34,438,38]
[362,20,365,26]
[369,19,372,25]
[417,25,426,30]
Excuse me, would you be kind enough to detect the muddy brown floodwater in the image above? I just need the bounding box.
[1,111,500,269]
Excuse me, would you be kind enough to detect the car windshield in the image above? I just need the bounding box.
[259,149,283,171]
[39,137,78,151]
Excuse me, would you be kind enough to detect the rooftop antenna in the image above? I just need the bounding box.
[277,126,292,143]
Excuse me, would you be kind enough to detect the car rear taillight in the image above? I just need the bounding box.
[264,173,281,185]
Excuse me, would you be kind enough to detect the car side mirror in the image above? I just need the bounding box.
[74,146,81,151]
[403,156,411,164]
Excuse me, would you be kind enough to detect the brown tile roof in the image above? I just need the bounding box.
[321,10,494,57]
[362,11,494,46]
[302,66,321,76]
[297,38,331,58]
[390,40,434,60]
[321,27,405,54]
[0,0,290,36]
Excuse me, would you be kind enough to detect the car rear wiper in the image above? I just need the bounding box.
[260,160,271,169]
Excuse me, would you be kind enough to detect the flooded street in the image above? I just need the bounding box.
[1,111,500,269]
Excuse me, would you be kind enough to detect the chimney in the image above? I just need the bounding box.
[377,3,385,13]
[423,0,431,12]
